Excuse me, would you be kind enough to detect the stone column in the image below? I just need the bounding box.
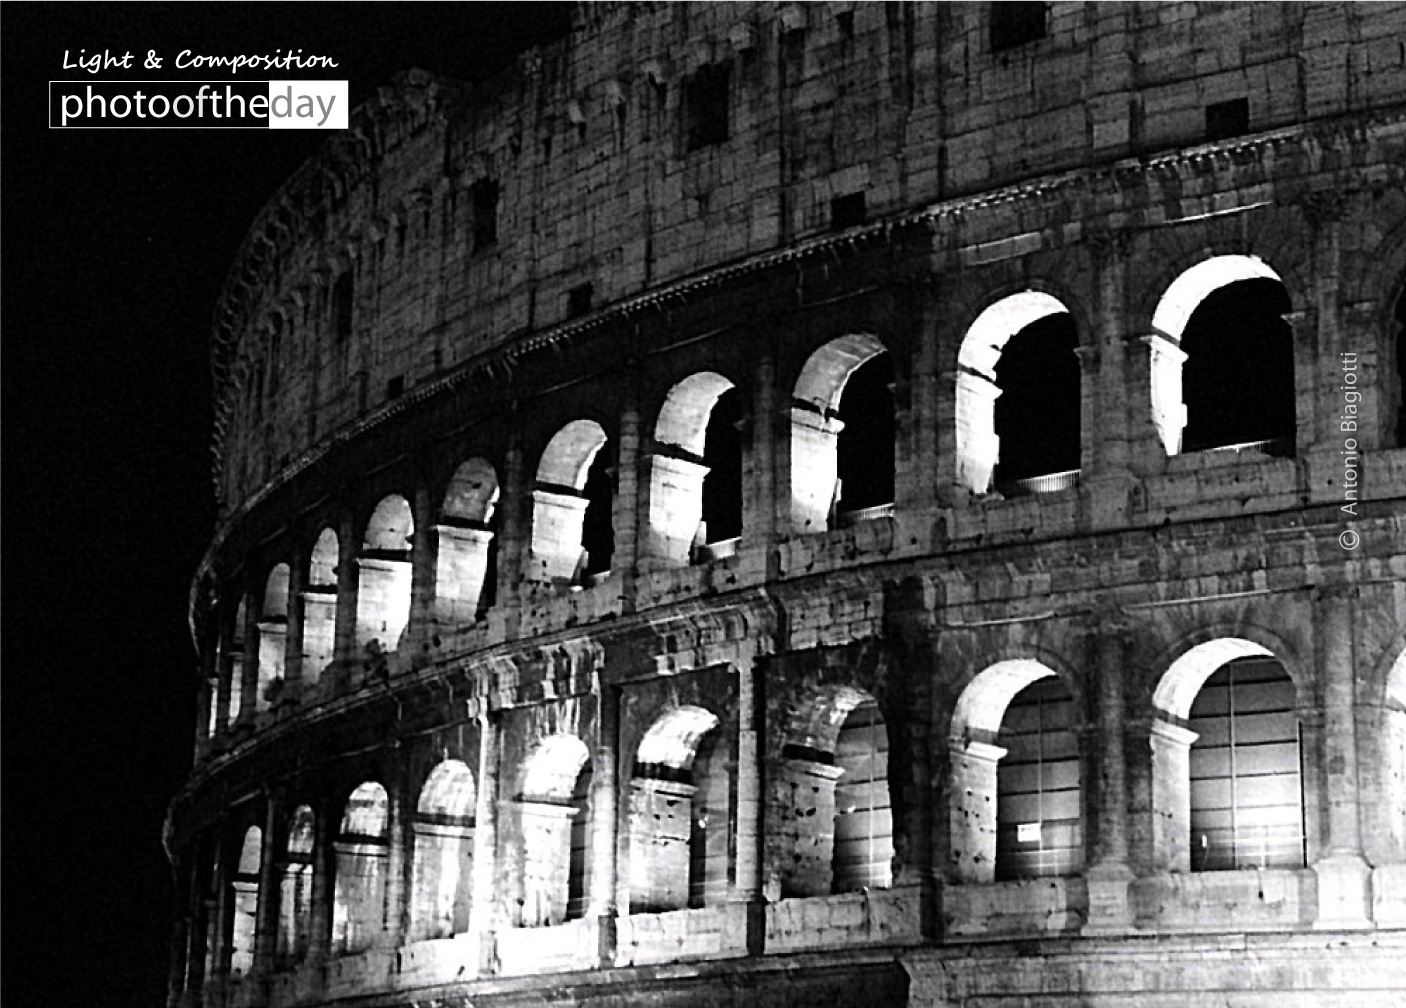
[468,708,501,974]
[307,804,336,968]
[1083,609,1135,932]
[613,401,640,610]
[733,657,766,954]
[407,485,438,650]
[283,551,306,696]
[239,586,260,724]
[432,525,495,625]
[185,853,209,996]
[334,515,360,663]
[208,830,233,984]
[589,684,620,965]
[953,370,1000,495]
[1086,231,1133,479]
[788,405,843,531]
[897,283,940,510]
[1313,584,1373,929]
[193,675,213,760]
[254,797,283,975]
[947,739,1006,884]
[380,790,409,948]
[745,354,779,557]
[495,444,527,637]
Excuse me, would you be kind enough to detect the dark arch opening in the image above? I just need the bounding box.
[701,386,744,544]
[835,352,895,514]
[1181,278,1295,454]
[580,447,614,579]
[993,313,1081,487]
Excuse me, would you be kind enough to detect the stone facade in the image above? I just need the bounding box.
[169,3,1406,1006]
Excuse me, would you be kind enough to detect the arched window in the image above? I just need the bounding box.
[277,806,315,965]
[356,496,414,651]
[628,706,728,912]
[648,373,743,564]
[1150,255,1295,456]
[409,760,476,941]
[956,292,1079,495]
[436,459,499,624]
[332,782,390,954]
[301,529,338,682]
[256,564,290,710]
[950,661,1082,884]
[517,735,591,927]
[230,826,262,977]
[790,335,893,532]
[1187,658,1304,870]
[778,686,893,896]
[530,421,613,584]
[1151,639,1304,872]
[995,676,1082,879]
[834,353,895,519]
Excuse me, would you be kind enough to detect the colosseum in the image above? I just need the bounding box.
[166,3,1406,1005]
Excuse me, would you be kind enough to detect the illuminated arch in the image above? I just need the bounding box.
[518,735,592,926]
[229,826,262,977]
[410,760,476,940]
[333,782,390,954]
[256,563,290,710]
[1148,255,1293,456]
[531,421,612,582]
[949,660,1082,883]
[356,495,414,650]
[277,806,315,965]
[648,373,741,564]
[629,706,728,912]
[778,686,893,896]
[301,529,339,682]
[955,292,1076,495]
[790,335,892,532]
[436,459,500,623]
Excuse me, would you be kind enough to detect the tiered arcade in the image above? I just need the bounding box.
[168,4,1406,1006]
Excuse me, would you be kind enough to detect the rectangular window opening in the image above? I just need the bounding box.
[567,282,594,319]
[386,376,404,400]
[332,272,353,342]
[471,179,500,251]
[1205,98,1250,142]
[990,2,1047,53]
[684,63,731,152]
[831,192,867,230]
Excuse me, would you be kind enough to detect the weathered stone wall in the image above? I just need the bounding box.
[173,3,1406,1008]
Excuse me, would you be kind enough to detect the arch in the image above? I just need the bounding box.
[1151,254,1280,341]
[1147,255,1295,456]
[531,421,613,583]
[648,373,742,564]
[278,806,315,965]
[1393,283,1406,448]
[656,372,734,457]
[948,660,1083,884]
[257,564,291,710]
[777,686,893,896]
[410,760,477,940]
[628,706,727,912]
[1152,637,1273,720]
[302,529,339,682]
[230,826,262,977]
[790,334,892,532]
[442,458,499,524]
[436,459,500,624]
[955,291,1077,495]
[518,735,592,927]
[356,495,414,651]
[262,564,291,619]
[536,420,607,490]
[1149,640,1305,872]
[363,494,414,552]
[333,782,390,954]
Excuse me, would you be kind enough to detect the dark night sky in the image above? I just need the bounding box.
[2,6,571,1004]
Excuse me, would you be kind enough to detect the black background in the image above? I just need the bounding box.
[3,5,570,1004]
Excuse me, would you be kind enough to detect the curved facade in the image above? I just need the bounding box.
[169,4,1406,1006]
